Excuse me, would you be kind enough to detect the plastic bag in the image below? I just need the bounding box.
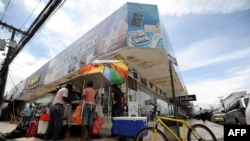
[92,115,104,134]
[95,105,104,118]
[40,114,50,121]
[71,104,83,125]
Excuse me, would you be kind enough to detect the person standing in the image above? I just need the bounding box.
[200,107,206,123]
[34,104,42,121]
[44,84,72,141]
[109,84,124,137]
[22,104,33,125]
[44,103,51,115]
[80,81,98,141]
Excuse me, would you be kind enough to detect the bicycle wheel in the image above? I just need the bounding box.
[187,124,217,141]
[135,127,168,141]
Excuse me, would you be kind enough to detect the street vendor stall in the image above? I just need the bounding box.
[58,60,128,139]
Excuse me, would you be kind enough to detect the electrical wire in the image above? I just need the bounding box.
[8,71,18,91]
[0,0,10,21]
[9,70,17,85]
[197,14,250,41]
[20,0,42,29]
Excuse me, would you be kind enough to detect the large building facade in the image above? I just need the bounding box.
[1,2,189,122]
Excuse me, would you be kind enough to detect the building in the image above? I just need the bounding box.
[222,91,247,110]
[1,2,189,122]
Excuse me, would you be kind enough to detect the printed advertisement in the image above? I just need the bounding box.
[43,4,128,85]
[127,2,163,48]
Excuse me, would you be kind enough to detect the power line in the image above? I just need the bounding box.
[8,72,18,91]
[198,14,250,40]
[0,0,10,21]
[9,70,16,85]
[20,0,42,29]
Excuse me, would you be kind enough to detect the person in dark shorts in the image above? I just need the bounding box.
[108,84,125,137]
[44,84,72,141]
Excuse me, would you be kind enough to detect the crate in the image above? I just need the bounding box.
[112,117,148,138]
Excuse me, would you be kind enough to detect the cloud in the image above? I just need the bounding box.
[157,0,250,16]
[176,37,250,71]
[0,0,4,13]
[5,48,48,93]
[189,65,250,105]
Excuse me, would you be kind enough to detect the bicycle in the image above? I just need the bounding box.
[135,116,217,141]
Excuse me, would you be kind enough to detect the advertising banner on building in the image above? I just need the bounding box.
[43,4,128,85]
[127,2,163,48]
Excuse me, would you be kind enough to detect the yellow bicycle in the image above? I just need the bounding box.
[135,116,217,141]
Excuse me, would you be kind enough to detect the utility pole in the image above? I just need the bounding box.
[168,54,180,137]
[0,21,25,103]
[218,96,225,111]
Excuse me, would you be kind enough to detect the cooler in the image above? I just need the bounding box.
[112,117,147,138]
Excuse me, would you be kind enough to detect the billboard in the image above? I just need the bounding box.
[43,3,129,85]
[127,2,163,48]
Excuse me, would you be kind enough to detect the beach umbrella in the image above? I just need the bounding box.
[78,60,128,85]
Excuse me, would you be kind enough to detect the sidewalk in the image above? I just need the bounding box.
[0,121,129,141]
[0,119,223,141]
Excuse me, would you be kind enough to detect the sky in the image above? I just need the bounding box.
[0,0,250,107]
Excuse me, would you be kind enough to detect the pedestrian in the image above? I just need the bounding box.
[44,103,51,115]
[108,84,125,137]
[34,104,42,121]
[44,83,72,141]
[21,104,33,125]
[79,81,98,141]
[200,107,206,123]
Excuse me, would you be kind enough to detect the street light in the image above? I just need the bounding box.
[168,54,178,117]
[167,54,180,137]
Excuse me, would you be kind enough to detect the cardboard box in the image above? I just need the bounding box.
[112,117,147,138]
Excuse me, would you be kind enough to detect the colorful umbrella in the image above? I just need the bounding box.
[79,60,128,85]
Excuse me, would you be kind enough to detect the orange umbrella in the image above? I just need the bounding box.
[78,60,128,85]
[79,64,104,74]
[109,61,128,79]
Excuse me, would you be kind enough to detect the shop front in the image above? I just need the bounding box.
[3,2,188,123]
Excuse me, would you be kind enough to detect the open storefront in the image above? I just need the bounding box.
[3,2,189,125]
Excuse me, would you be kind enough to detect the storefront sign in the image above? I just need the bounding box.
[179,95,196,102]
[27,75,41,88]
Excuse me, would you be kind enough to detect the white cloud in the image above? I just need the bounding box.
[177,37,250,71]
[189,65,250,105]
[0,0,4,12]
[5,49,48,92]
[156,0,250,15]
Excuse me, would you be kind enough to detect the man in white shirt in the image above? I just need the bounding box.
[44,84,72,141]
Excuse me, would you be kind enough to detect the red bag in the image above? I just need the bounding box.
[72,105,83,125]
[26,120,38,137]
[40,114,50,121]
[92,115,104,135]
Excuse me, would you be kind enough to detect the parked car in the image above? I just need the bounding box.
[211,111,225,124]
[224,96,249,125]
[246,96,250,125]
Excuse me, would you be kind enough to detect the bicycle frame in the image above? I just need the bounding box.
[153,116,197,141]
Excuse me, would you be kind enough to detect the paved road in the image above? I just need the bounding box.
[0,119,224,141]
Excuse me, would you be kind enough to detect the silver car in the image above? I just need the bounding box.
[211,111,225,124]
[224,96,249,125]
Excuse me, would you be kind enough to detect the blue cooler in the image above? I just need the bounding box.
[112,117,148,138]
